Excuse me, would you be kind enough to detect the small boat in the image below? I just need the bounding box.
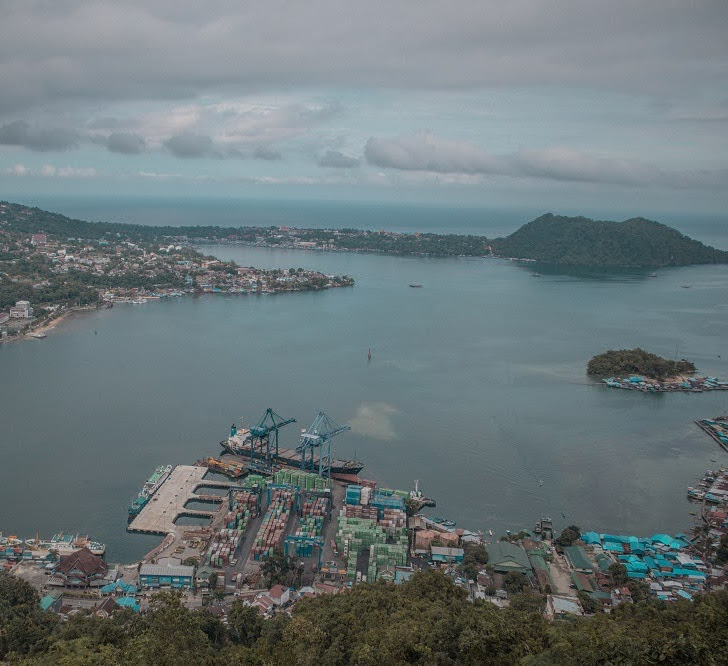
[538,479,544,486]
[409,284,423,288]
[681,285,691,289]
[649,273,658,278]
[367,348,372,362]
[488,529,494,537]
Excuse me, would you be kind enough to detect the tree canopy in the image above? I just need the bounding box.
[587,348,696,379]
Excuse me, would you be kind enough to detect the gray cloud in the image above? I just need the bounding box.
[107,131,146,154]
[164,133,215,158]
[0,120,78,151]
[0,2,726,114]
[253,146,282,161]
[318,150,360,168]
[365,132,728,189]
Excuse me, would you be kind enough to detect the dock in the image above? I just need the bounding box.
[127,465,234,536]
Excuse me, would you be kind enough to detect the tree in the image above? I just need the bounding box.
[555,525,581,547]
[509,592,546,614]
[461,543,489,580]
[715,534,728,564]
[504,571,529,595]
[228,602,263,647]
[260,549,296,588]
[608,562,629,586]
[208,571,218,590]
[578,590,600,614]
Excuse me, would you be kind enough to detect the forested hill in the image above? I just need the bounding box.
[493,214,728,267]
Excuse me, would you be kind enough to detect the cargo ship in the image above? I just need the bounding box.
[128,464,173,519]
[221,427,363,475]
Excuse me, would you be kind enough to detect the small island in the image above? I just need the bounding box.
[588,348,728,392]
[587,348,695,380]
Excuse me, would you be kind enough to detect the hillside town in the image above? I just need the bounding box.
[0,203,353,340]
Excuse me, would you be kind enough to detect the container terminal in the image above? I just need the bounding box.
[5,405,724,621]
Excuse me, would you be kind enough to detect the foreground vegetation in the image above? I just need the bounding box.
[587,348,696,379]
[3,570,728,665]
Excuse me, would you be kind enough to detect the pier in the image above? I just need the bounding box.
[127,465,234,536]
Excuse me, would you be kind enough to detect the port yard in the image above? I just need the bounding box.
[602,375,728,392]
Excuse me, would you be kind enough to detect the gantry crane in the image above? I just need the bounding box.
[248,408,296,470]
[297,411,351,478]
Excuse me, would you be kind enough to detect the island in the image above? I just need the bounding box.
[587,348,696,380]
[0,202,353,340]
[493,213,728,268]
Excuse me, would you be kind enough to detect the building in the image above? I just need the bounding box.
[50,547,109,588]
[0,312,9,325]
[39,590,63,613]
[565,546,594,574]
[430,546,465,564]
[485,542,532,575]
[94,597,119,618]
[138,563,194,589]
[9,300,33,319]
[267,585,291,606]
[546,595,584,619]
[31,233,47,245]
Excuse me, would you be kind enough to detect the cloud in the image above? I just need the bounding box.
[4,163,96,178]
[4,163,30,176]
[40,164,97,178]
[365,132,728,189]
[0,120,78,151]
[0,2,726,116]
[106,132,145,154]
[366,133,497,174]
[318,150,360,168]
[163,133,215,158]
[253,146,282,160]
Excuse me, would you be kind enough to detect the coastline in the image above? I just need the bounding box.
[1,303,110,344]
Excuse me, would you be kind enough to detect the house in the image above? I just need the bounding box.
[195,565,216,589]
[267,585,290,606]
[94,597,119,618]
[485,542,532,575]
[0,312,9,326]
[430,546,465,564]
[138,563,194,589]
[31,233,47,246]
[39,590,63,613]
[115,597,140,613]
[565,546,594,574]
[9,300,33,319]
[250,594,275,615]
[547,595,584,619]
[50,547,109,588]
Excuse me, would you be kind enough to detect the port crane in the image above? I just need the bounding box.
[249,408,296,470]
[297,411,351,478]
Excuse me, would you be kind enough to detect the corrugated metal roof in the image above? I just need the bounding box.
[139,564,194,577]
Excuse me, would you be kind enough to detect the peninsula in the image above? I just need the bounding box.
[0,202,353,339]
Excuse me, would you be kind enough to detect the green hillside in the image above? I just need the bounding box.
[493,214,728,267]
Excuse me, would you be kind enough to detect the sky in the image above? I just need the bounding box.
[0,1,727,216]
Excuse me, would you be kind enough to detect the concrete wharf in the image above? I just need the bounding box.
[127,465,235,536]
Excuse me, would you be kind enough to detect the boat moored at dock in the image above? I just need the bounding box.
[128,465,173,519]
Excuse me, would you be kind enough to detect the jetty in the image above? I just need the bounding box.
[127,465,234,536]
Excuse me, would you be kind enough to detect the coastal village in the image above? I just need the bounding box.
[3,410,728,626]
[0,202,353,341]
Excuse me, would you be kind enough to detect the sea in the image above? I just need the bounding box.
[1,196,728,563]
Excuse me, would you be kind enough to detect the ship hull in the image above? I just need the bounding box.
[221,440,363,475]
